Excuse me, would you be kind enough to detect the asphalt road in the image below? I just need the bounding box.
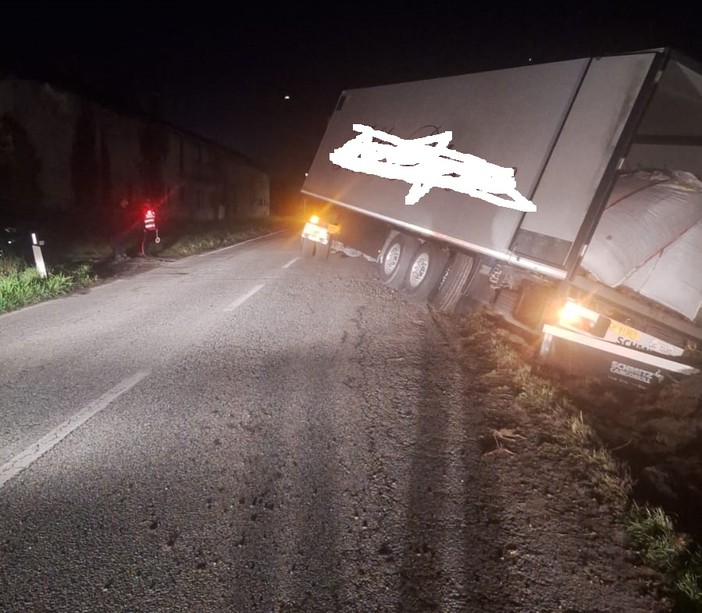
[0,232,490,612]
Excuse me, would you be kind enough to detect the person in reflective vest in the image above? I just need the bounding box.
[140,205,160,256]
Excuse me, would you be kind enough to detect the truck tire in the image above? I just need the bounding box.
[431,251,476,312]
[380,233,421,289]
[301,237,315,258]
[315,241,330,260]
[404,241,450,301]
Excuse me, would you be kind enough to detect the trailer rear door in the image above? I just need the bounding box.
[513,52,659,270]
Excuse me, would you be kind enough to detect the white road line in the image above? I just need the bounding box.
[0,370,150,489]
[224,284,265,312]
[197,230,287,257]
[282,257,300,269]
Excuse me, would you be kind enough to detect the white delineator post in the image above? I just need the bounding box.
[31,233,47,279]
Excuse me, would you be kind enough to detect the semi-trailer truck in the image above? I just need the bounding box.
[300,48,702,389]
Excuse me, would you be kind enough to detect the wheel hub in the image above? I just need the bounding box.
[384,243,402,276]
[408,252,429,288]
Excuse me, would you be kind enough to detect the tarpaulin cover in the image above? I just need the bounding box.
[581,170,702,321]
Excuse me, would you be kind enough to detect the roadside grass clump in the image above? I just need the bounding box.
[517,378,557,412]
[0,258,94,313]
[483,325,558,413]
[0,263,72,312]
[566,412,633,505]
[628,504,688,571]
[566,412,630,504]
[458,310,702,609]
[69,262,96,286]
[570,411,596,447]
[627,503,702,611]
[157,229,242,257]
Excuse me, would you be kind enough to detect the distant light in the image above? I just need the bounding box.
[284,95,291,100]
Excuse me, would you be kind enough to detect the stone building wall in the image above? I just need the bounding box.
[0,76,269,223]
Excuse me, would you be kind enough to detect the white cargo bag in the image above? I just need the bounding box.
[581,170,702,320]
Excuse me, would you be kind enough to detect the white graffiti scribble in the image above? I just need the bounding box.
[329,124,536,212]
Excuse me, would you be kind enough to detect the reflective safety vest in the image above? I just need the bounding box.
[144,209,156,231]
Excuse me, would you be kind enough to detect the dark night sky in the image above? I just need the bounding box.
[2,2,700,198]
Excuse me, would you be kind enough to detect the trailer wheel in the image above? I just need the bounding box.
[315,241,330,260]
[404,241,450,301]
[431,251,476,312]
[379,233,420,289]
[301,238,315,258]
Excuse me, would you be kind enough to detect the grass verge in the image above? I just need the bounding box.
[458,310,702,611]
[0,256,95,314]
[147,215,293,259]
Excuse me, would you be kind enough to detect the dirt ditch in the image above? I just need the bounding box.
[548,369,702,542]
[468,308,702,543]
